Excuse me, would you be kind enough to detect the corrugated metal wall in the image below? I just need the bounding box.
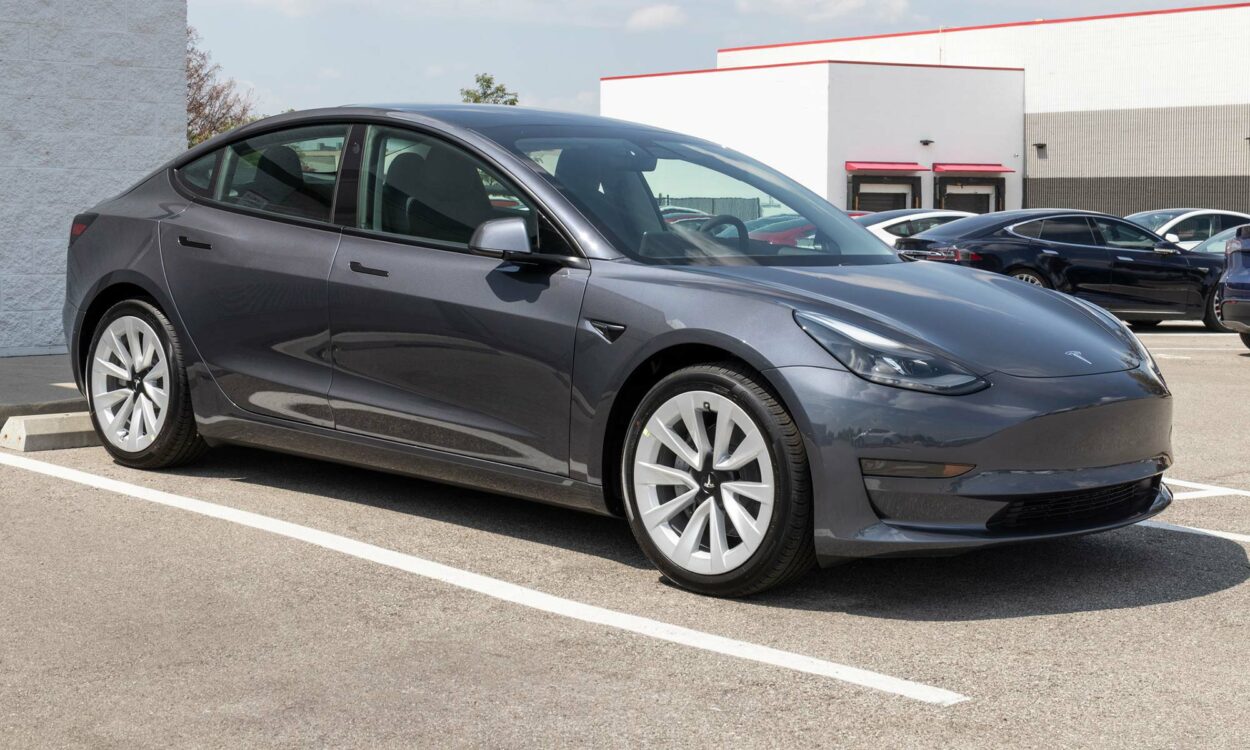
[1024,103,1250,212]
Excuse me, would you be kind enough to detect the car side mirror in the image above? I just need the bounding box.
[1164,233,1181,244]
[469,217,533,261]
[1153,240,1180,253]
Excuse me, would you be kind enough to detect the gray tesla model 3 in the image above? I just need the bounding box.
[63,105,1173,596]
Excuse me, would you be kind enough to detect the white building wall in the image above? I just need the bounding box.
[0,0,187,356]
[600,61,1023,209]
[600,63,832,197]
[826,63,1023,208]
[716,4,1250,113]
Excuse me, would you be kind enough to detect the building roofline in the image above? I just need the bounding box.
[601,58,1023,82]
[717,2,1250,54]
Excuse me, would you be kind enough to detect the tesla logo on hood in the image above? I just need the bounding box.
[1065,350,1093,365]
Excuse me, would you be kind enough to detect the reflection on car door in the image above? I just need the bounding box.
[1093,217,1201,316]
[1021,217,1113,302]
[160,124,349,427]
[326,125,589,475]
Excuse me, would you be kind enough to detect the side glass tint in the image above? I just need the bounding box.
[356,125,568,254]
[177,152,218,198]
[1012,220,1043,239]
[218,124,348,222]
[1092,218,1158,250]
[1171,214,1213,242]
[1039,218,1097,246]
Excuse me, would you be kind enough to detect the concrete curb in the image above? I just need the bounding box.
[0,397,89,425]
[0,412,99,452]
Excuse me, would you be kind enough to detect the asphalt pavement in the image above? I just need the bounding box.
[1,324,1247,748]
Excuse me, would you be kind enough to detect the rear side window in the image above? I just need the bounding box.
[1039,217,1097,246]
[216,124,348,223]
[176,152,218,198]
[1012,220,1043,239]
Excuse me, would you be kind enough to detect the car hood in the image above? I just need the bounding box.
[681,261,1141,378]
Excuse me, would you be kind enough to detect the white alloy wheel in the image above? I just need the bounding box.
[90,315,170,452]
[631,390,775,575]
[1013,272,1045,286]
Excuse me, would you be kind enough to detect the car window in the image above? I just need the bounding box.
[1171,214,1214,242]
[1039,217,1098,246]
[502,134,892,266]
[1216,214,1249,233]
[1191,227,1241,254]
[1012,220,1043,239]
[1125,209,1187,232]
[884,220,915,237]
[176,152,218,198]
[217,124,348,222]
[356,125,569,254]
[1092,218,1157,250]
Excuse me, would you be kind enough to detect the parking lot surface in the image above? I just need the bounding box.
[2,324,1248,748]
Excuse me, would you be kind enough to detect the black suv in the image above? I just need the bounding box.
[896,209,1229,330]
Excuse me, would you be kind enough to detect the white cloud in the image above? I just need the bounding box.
[625,4,688,31]
[735,0,911,22]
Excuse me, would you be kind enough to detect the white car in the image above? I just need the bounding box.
[1125,208,1250,250]
[852,209,975,246]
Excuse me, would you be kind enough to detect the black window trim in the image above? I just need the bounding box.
[1005,214,1104,249]
[168,115,590,267]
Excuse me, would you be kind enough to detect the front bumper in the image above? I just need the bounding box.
[764,363,1172,564]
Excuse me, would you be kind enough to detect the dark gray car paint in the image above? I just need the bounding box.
[65,105,1174,566]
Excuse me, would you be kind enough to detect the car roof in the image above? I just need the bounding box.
[855,208,970,224]
[911,208,1118,240]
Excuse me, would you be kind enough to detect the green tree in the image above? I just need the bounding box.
[460,73,519,106]
[186,26,257,146]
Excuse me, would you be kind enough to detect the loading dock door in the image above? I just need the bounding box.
[941,184,995,213]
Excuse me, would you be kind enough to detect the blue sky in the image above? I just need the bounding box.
[189,0,1233,115]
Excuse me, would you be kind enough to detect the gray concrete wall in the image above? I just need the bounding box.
[0,0,186,357]
[1024,104,1250,214]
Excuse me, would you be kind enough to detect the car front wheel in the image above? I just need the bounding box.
[1241,333,1250,350]
[621,363,815,597]
[86,299,207,469]
[1203,291,1233,333]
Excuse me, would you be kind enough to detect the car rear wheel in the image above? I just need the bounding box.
[621,363,815,597]
[1203,291,1233,333]
[1011,270,1050,288]
[1241,333,1250,350]
[87,299,207,469]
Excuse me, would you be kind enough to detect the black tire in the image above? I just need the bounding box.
[1010,269,1050,288]
[85,299,208,469]
[1241,333,1250,350]
[1131,320,1162,329]
[1202,291,1233,333]
[621,363,815,597]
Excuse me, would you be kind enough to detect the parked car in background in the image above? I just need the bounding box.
[64,105,1174,597]
[1218,226,1250,349]
[1125,208,1250,250]
[1188,224,1250,255]
[896,209,1231,330]
[852,208,974,245]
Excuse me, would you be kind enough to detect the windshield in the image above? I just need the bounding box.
[1126,209,1187,232]
[1192,226,1247,254]
[489,128,896,266]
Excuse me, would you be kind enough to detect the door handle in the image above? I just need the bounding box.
[177,235,212,250]
[1117,256,1135,262]
[349,260,390,278]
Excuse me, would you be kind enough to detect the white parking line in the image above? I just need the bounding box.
[1166,478,1250,498]
[1140,520,1250,545]
[0,451,969,707]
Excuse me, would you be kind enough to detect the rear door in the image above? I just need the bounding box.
[1016,217,1113,301]
[160,124,349,427]
[1093,217,1202,317]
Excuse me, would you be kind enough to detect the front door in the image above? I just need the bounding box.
[160,124,349,427]
[1092,217,1201,316]
[327,125,588,475]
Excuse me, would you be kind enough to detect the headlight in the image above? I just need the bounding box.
[794,311,988,395]
[1062,296,1165,384]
